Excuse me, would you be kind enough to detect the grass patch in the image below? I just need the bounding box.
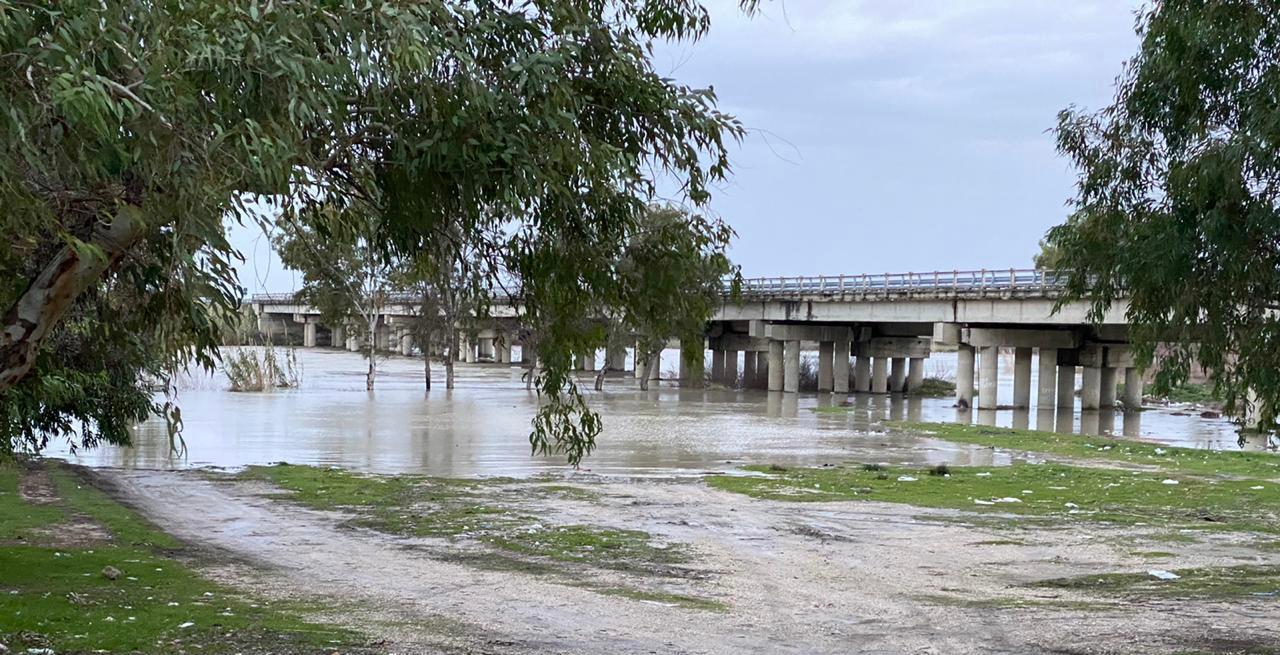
[236,465,704,604]
[1129,550,1176,559]
[1035,565,1280,600]
[0,461,361,654]
[587,586,727,611]
[707,462,1280,535]
[913,377,956,397]
[1160,383,1222,405]
[893,422,1280,480]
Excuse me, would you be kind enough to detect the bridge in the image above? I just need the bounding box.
[251,268,1140,414]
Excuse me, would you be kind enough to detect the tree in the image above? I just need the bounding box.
[1048,0,1280,427]
[1032,236,1064,270]
[274,202,396,391]
[0,0,746,464]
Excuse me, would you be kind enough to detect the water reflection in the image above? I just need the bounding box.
[47,349,1263,478]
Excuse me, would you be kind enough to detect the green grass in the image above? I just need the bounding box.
[706,462,1280,535]
[586,585,728,612]
[0,461,361,654]
[1160,383,1222,405]
[1034,564,1280,599]
[893,422,1280,480]
[913,377,956,397]
[236,465,709,605]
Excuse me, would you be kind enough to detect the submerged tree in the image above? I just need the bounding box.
[274,202,396,391]
[1047,0,1280,427]
[0,0,746,463]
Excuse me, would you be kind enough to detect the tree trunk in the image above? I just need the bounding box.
[638,351,659,391]
[423,346,432,391]
[446,331,456,390]
[1,208,146,392]
[364,315,378,391]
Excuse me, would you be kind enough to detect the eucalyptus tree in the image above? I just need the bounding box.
[0,0,747,463]
[1047,0,1280,427]
[273,202,396,391]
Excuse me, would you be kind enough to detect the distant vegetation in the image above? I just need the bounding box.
[223,346,300,392]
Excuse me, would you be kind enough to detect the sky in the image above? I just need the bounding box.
[232,0,1145,294]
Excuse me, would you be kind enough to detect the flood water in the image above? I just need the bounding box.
[52,348,1265,478]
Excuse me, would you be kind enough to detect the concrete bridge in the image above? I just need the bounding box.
[251,268,1142,413]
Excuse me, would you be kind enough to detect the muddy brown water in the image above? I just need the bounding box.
[50,349,1260,477]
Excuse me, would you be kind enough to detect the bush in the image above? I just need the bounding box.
[224,345,301,392]
[913,377,956,397]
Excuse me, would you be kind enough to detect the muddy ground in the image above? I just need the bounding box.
[96,468,1278,655]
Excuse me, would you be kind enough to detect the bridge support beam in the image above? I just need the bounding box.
[907,357,924,393]
[303,320,317,348]
[768,341,784,391]
[1012,347,1032,408]
[833,340,850,394]
[463,336,476,363]
[1099,367,1117,408]
[1037,348,1057,409]
[725,350,740,388]
[1057,360,1075,409]
[854,356,871,393]
[783,340,800,393]
[818,342,834,392]
[347,334,360,352]
[889,357,906,393]
[871,357,888,394]
[399,331,414,357]
[332,325,345,349]
[956,345,975,408]
[1081,366,1102,410]
[754,352,769,389]
[742,353,757,388]
[711,350,726,385]
[1123,367,1143,410]
[978,346,999,410]
[606,346,628,372]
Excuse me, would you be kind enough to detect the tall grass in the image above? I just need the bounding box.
[224,345,301,392]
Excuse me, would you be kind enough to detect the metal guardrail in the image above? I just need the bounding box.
[731,268,1064,297]
[251,269,1066,306]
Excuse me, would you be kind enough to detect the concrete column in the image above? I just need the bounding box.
[725,350,740,387]
[1081,366,1102,410]
[496,341,511,365]
[331,325,345,348]
[817,341,835,392]
[607,346,628,372]
[711,349,726,385]
[956,345,975,409]
[871,357,888,394]
[907,357,924,393]
[1123,367,1143,410]
[833,341,851,394]
[399,332,413,356]
[649,354,661,382]
[854,356,871,393]
[346,334,360,352]
[303,321,317,347]
[783,340,800,393]
[756,352,770,390]
[742,353,757,388]
[767,341,784,391]
[375,324,390,351]
[889,357,906,392]
[1057,361,1075,409]
[478,337,494,361]
[1012,347,1032,409]
[1036,348,1057,409]
[634,345,646,379]
[1099,367,1117,408]
[978,346,999,410]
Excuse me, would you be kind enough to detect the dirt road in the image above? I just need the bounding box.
[97,469,1278,654]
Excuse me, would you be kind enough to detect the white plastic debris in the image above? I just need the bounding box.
[1064,502,1079,508]
[178,621,195,629]
[897,476,918,482]
[1161,479,1179,485]
[975,472,992,477]
[993,497,1023,504]
[1148,570,1180,581]
[1154,448,1167,455]
[974,499,994,506]
[1251,486,1265,490]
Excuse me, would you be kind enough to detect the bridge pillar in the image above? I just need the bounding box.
[742,352,757,388]
[1037,348,1057,409]
[783,340,800,393]
[978,346,999,410]
[854,356,871,393]
[956,345,975,409]
[1081,366,1102,410]
[347,334,360,352]
[303,320,317,348]
[754,352,769,389]
[768,341,784,391]
[1012,347,1032,408]
[331,325,345,349]
[711,349,726,385]
[399,331,414,357]
[576,353,593,371]
[463,336,476,363]
[871,357,888,394]
[725,349,740,387]
[817,341,834,392]
[634,344,646,379]
[907,357,924,393]
[833,340,850,394]
[1123,367,1143,410]
[889,357,906,392]
[1056,359,1076,409]
[680,340,705,387]
[1099,367,1117,408]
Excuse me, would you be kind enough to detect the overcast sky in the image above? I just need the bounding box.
[233,0,1144,293]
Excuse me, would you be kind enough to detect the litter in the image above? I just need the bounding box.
[1148,570,1180,581]
[1161,479,1179,485]
[897,476,918,482]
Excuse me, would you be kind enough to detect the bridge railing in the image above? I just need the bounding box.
[731,269,1065,298]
